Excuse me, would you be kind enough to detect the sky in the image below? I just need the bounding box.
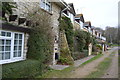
[64,0,119,30]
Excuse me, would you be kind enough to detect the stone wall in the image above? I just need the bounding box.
[13,1,62,65]
[74,21,81,30]
[23,33,29,59]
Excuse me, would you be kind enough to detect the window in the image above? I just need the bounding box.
[0,30,24,64]
[40,0,51,12]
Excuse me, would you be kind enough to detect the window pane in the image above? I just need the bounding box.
[19,40,22,45]
[5,52,10,59]
[1,31,6,36]
[0,46,4,51]
[6,40,11,45]
[13,52,17,57]
[18,46,22,50]
[1,46,4,51]
[15,34,18,39]
[6,32,11,37]
[2,53,4,60]
[14,46,17,51]
[5,46,11,51]
[18,51,21,57]
[0,53,2,60]
[40,0,45,8]
[2,40,4,45]
[46,4,50,11]
[19,34,22,39]
[14,40,18,45]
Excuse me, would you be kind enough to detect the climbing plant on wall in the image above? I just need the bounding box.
[59,16,74,51]
[26,9,54,75]
[58,16,74,65]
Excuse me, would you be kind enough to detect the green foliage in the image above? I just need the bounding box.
[96,44,102,50]
[1,2,16,21]
[92,36,98,45]
[74,30,86,51]
[27,27,52,64]
[2,60,48,78]
[26,10,53,77]
[59,17,74,51]
[92,44,102,52]
[59,48,74,65]
[72,52,88,60]
[80,54,103,67]
[58,57,71,65]
[74,30,93,52]
[84,31,93,50]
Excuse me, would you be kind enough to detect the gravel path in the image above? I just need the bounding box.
[69,47,118,78]
[102,48,118,78]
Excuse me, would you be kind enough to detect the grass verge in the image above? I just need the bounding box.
[38,54,103,78]
[85,52,115,78]
[80,54,103,67]
[37,66,75,78]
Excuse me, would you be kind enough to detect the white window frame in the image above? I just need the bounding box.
[0,30,24,64]
[40,0,52,12]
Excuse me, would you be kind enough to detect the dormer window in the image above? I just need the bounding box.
[40,0,51,12]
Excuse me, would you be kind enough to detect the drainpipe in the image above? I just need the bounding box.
[53,6,69,65]
[57,6,70,58]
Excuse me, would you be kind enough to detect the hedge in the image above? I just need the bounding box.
[2,59,47,78]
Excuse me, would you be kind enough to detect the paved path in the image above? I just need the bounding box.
[49,65,69,70]
[50,55,95,70]
[74,55,95,67]
[102,47,118,78]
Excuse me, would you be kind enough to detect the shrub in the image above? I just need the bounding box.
[74,30,93,52]
[72,50,88,60]
[2,59,48,78]
[59,48,74,65]
[96,44,103,50]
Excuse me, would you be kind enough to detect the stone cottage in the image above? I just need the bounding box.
[0,0,71,65]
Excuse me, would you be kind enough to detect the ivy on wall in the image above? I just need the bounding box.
[58,16,74,65]
[59,16,74,51]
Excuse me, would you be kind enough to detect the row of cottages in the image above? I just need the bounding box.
[74,14,107,54]
[91,27,107,51]
[0,0,106,65]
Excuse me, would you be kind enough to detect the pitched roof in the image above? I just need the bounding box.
[68,3,76,16]
[83,21,91,28]
[75,14,84,23]
[75,14,83,18]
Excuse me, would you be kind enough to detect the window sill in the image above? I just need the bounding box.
[40,8,53,15]
[0,58,25,65]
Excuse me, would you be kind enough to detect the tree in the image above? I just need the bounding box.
[105,26,118,44]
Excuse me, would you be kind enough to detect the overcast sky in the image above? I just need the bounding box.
[64,0,119,30]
